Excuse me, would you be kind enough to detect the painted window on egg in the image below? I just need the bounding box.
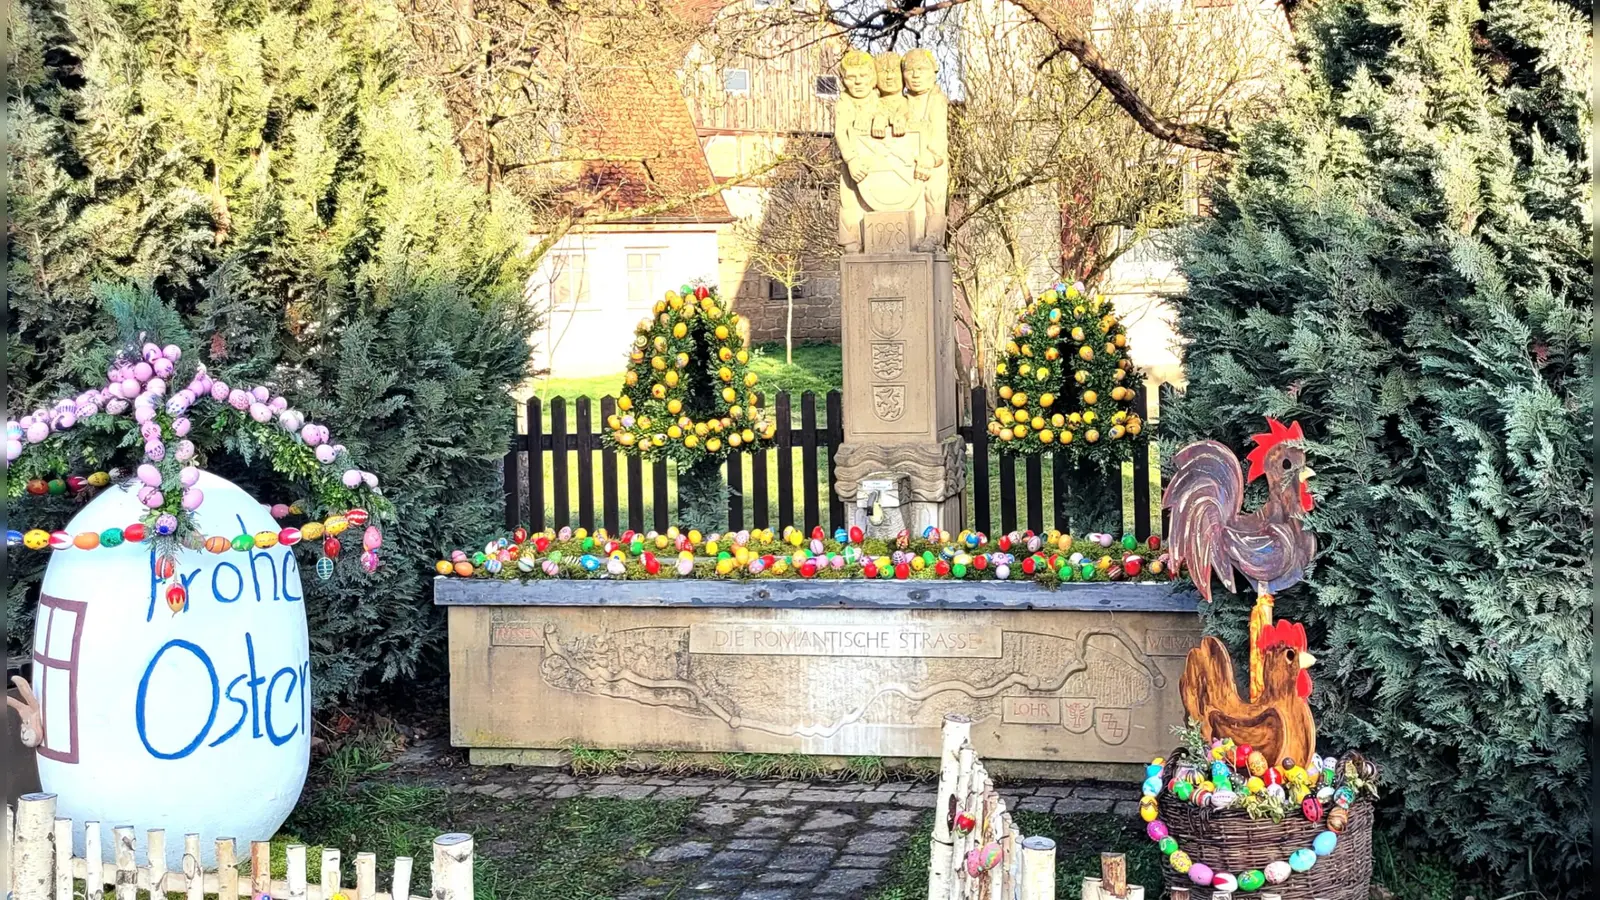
[32,593,87,763]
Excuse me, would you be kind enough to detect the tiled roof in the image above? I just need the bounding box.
[571,67,733,224]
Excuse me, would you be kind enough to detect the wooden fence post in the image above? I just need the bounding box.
[3,803,12,895]
[287,843,308,900]
[251,839,273,896]
[952,745,976,897]
[321,847,342,899]
[356,851,377,900]
[1019,835,1055,900]
[13,793,56,900]
[111,825,135,900]
[184,833,205,900]
[1101,852,1128,897]
[147,829,168,894]
[52,817,72,900]
[431,833,474,900]
[391,855,414,900]
[926,713,970,900]
[84,820,104,900]
[216,838,239,900]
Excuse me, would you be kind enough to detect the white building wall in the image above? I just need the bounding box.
[526,229,723,381]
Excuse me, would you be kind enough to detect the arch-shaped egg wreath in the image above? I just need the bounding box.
[603,284,778,461]
[987,280,1146,468]
[7,337,389,609]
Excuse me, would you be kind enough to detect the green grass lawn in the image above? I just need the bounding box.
[508,341,1162,536]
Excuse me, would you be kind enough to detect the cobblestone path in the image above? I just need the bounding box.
[417,757,1139,900]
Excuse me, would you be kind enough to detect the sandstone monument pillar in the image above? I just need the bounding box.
[832,50,965,536]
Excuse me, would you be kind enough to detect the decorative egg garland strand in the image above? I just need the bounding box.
[437,524,1169,583]
[9,507,378,554]
[1138,746,1369,894]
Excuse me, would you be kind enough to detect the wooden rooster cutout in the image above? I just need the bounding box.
[1162,418,1317,701]
[1179,619,1316,768]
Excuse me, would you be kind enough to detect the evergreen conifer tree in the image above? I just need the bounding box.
[1164,0,1590,891]
[8,0,537,700]
[604,285,777,531]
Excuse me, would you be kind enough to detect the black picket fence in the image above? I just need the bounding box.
[503,384,1175,539]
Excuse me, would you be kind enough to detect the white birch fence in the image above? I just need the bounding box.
[926,713,1057,900]
[6,793,474,900]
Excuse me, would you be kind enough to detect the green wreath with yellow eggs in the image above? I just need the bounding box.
[987,280,1147,469]
[603,284,778,464]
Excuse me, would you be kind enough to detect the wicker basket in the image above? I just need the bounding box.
[1156,753,1374,900]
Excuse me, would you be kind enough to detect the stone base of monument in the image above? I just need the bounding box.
[435,578,1199,768]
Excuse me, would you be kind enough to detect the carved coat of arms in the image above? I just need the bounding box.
[873,386,905,421]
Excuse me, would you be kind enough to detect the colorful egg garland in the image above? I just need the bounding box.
[1138,743,1374,894]
[10,506,377,581]
[437,524,1170,585]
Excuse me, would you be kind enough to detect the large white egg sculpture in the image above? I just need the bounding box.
[30,470,310,869]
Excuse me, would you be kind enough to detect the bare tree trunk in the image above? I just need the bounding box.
[785,282,795,365]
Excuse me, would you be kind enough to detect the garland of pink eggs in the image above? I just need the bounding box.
[8,341,384,585]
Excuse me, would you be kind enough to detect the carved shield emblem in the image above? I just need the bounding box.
[854,133,922,210]
[1094,708,1133,746]
[869,299,905,339]
[871,342,905,380]
[1060,697,1095,734]
[873,385,905,421]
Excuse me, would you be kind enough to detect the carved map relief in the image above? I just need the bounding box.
[510,615,1173,752]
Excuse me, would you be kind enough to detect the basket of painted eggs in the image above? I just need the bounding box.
[1138,742,1378,900]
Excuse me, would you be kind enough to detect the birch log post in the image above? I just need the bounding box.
[432,833,475,900]
[3,803,12,894]
[84,821,104,900]
[321,848,342,899]
[981,778,1000,900]
[13,793,55,900]
[287,844,308,900]
[952,745,977,897]
[356,851,377,900]
[391,856,414,900]
[252,840,273,895]
[1019,835,1056,900]
[1000,811,1019,900]
[1102,852,1128,897]
[52,816,72,900]
[183,834,205,900]
[217,838,239,900]
[926,713,971,900]
[148,829,168,895]
[112,826,136,900]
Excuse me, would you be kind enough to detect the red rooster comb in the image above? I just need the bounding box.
[1245,418,1306,483]
[1260,619,1313,700]
[1259,619,1307,652]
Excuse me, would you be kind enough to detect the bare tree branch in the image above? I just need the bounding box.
[825,0,1238,152]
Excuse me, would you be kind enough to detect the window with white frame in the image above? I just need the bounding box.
[626,250,666,306]
[549,252,591,310]
[724,69,751,94]
[814,75,840,99]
